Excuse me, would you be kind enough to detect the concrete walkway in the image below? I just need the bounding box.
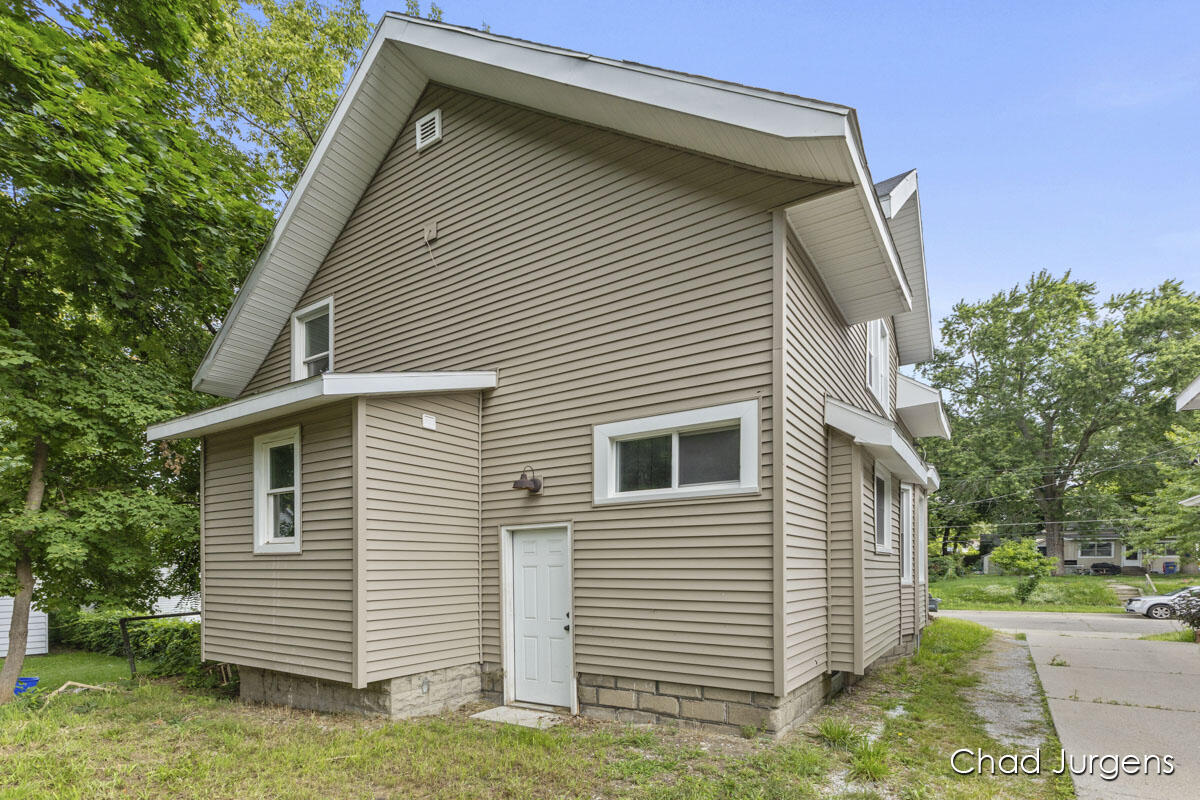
[943,610,1199,799]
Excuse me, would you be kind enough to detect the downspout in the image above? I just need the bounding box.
[477,391,484,667]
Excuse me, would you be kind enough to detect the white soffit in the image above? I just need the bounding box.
[193,14,911,396]
[874,170,933,364]
[148,371,497,441]
[1177,373,1200,411]
[895,374,951,440]
[824,398,935,489]
[1180,494,1200,507]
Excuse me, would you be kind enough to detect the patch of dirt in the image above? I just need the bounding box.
[967,634,1048,749]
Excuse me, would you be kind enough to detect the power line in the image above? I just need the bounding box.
[937,442,1194,489]
[927,517,1147,531]
[938,443,1194,508]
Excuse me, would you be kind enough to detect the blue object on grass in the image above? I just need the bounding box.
[1163,562,1178,575]
[14,677,38,695]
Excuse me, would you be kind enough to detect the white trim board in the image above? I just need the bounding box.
[824,397,934,490]
[147,371,498,441]
[192,14,915,397]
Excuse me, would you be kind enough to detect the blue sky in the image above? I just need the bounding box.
[363,0,1199,325]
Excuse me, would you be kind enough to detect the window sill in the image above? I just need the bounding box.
[593,483,759,506]
[253,541,302,555]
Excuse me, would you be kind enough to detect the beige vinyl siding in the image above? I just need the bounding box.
[900,482,916,638]
[202,402,355,682]
[241,85,822,693]
[780,228,899,684]
[360,394,481,683]
[825,431,856,672]
[862,454,901,667]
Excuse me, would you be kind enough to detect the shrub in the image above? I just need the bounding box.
[927,553,964,581]
[989,538,1056,577]
[52,609,216,685]
[1174,593,1200,633]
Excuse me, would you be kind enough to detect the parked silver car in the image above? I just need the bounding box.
[1124,586,1200,619]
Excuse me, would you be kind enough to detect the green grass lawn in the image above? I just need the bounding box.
[0,621,1064,800]
[932,573,1200,613]
[1,649,132,693]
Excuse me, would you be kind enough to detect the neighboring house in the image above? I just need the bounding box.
[1059,531,1197,575]
[147,16,949,735]
[0,598,48,658]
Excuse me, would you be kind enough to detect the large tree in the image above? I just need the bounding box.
[920,272,1200,571]
[1130,427,1200,562]
[0,1,272,698]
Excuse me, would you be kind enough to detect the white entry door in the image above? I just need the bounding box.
[511,526,573,708]
[1123,547,1142,567]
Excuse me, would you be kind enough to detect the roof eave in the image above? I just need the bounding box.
[154,371,497,441]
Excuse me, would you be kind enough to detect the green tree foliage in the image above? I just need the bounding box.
[1131,427,1200,562]
[0,1,272,699]
[191,0,371,192]
[988,538,1056,577]
[921,272,1200,569]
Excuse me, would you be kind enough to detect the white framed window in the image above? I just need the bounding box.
[253,426,301,554]
[866,319,890,412]
[918,492,928,583]
[900,484,914,584]
[1079,541,1114,558]
[291,297,334,381]
[873,463,892,553]
[593,400,759,505]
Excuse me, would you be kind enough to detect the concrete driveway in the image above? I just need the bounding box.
[942,610,1198,800]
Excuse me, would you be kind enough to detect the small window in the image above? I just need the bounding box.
[1079,541,1114,558]
[866,319,890,412]
[900,484,913,584]
[594,401,758,504]
[291,298,334,381]
[415,108,442,151]
[254,427,301,554]
[874,465,891,553]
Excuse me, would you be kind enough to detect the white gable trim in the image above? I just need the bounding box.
[193,15,915,397]
[149,371,497,441]
[875,170,933,365]
[1177,373,1200,411]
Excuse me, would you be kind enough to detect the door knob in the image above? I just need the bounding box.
[563,625,571,631]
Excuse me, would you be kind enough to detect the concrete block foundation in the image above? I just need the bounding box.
[240,663,483,719]
[578,671,841,737]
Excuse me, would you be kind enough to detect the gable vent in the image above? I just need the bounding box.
[415,109,442,151]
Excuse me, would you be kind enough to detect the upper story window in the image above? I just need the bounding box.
[874,463,892,553]
[593,400,759,505]
[253,427,301,554]
[291,298,334,381]
[900,484,913,584]
[866,319,890,412]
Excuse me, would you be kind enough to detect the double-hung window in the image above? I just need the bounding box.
[866,319,889,412]
[873,464,892,553]
[254,427,301,554]
[291,298,334,381]
[593,400,759,504]
[1079,541,1114,558]
[900,484,913,584]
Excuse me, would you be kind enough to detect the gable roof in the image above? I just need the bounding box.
[874,170,933,365]
[194,14,920,397]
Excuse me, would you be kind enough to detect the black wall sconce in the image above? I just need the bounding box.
[512,465,542,493]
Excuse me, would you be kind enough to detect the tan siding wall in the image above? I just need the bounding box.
[241,85,820,693]
[202,403,354,682]
[825,431,856,671]
[361,394,481,683]
[780,229,905,683]
[862,454,901,667]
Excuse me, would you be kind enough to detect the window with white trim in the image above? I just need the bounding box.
[900,484,914,584]
[253,427,301,554]
[873,464,891,552]
[866,319,890,412]
[1079,541,1114,558]
[593,400,759,505]
[291,298,333,381]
